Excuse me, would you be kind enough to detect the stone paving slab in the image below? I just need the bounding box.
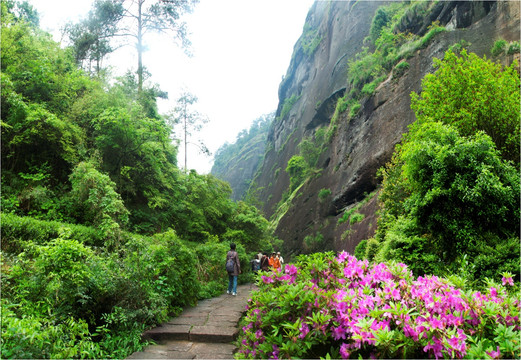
[167,316,208,326]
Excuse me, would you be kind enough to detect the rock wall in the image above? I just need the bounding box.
[250,0,520,257]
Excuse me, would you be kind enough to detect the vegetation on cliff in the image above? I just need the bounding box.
[358,48,520,287]
[211,113,273,201]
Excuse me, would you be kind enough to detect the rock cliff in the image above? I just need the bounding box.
[211,114,273,201]
[220,0,520,257]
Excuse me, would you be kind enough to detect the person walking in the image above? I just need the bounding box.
[260,253,270,271]
[251,254,261,274]
[271,252,281,272]
[226,243,241,296]
[277,251,284,271]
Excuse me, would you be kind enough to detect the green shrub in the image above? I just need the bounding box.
[286,155,307,192]
[349,102,361,117]
[1,303,105,359]
[419,22,446,48]
[491,39,508,56]
[318,188,331,201]
[337,210,350,225]
[1,213,106,253]
[507,41,520,54]
[69,161,129,242]
[301,22,322,56]
[364,237,380,261]
[411,49,520,162]
[349,212,365,224]
[374,216,443,277]
[369,7,391,43]
[303,232,324,252]
[377,122,520,282]
[279,94,299,120]
[353,239,367,259]
[392,60,409,78]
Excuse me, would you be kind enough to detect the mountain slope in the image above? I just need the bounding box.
[211,113,273,201]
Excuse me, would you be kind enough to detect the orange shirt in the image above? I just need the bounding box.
[272,257,281,270]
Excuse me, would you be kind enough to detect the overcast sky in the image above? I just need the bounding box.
[29,0,316,173]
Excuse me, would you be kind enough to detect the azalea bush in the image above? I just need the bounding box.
[237,252,520,359]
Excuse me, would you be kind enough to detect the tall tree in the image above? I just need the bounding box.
[170,91,209,171]
[129,0,198,94]
[64,0,123,75]
[64,0,197,90]
[2,0,40,27]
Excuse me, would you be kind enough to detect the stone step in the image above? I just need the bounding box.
[128,284,257,359]
[143,324,239,343]
[127,340,237,359]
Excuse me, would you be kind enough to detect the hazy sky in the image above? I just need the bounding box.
[29,0,316,173]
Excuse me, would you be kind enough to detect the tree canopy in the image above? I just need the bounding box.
[1,1,274,252]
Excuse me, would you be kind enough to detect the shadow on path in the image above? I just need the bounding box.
[127,284,256,359]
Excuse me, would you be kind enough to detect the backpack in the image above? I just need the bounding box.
[252,259,260,271]
[226,253,235,273]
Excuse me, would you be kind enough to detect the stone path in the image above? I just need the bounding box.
[127,284,255,359]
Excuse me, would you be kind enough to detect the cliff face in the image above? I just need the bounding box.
[211,114,273,201]
[232,1,520,257]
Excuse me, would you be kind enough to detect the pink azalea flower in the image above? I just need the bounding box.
[391,288,401,300]
[272,345,280,359]
[447,336,466,353]
[337,251,349,263]
[429,316,444,330]
[332,326,347,340]
[261,275,274,284]
[299,323,310,339]
[340,343,350,359]
[490,287,498,297]
[403,324,419,341]
[502,276,514,286]
[486,346,500,359]
[285,264,298,276]
[424,337,443,359]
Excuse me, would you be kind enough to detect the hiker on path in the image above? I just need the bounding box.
[277,251,284,271]
[270,252,281,272]
[260,252,270,271]
[226,243,241,296]
[251,254,261,275]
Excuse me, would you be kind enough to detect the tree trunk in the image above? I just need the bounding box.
[137,0,144,95]
[184,102,188,171]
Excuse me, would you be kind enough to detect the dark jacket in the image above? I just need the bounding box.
[260,255,270,271]
[226,250,241,276]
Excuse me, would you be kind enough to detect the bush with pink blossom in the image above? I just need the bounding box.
[236,252,520,359]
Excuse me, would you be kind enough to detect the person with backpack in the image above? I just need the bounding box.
[250,254,261,275]
[260,253,270,271]
[226,243,241,296]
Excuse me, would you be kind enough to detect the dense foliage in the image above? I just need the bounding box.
[1,214,253,358]
[410,49,520,163]
[1,3,275,358]
[363,48,520,286]
[237,252,520,359]
[0,1,273,246]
